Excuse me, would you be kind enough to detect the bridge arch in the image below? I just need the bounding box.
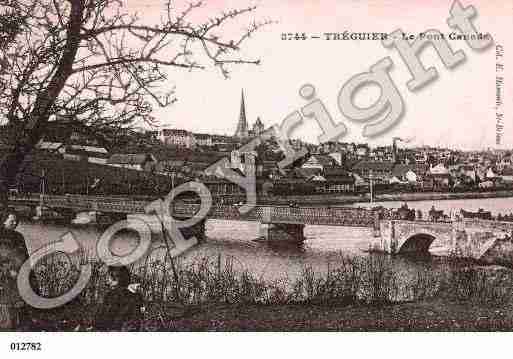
[398,233,437,254]
[388,221,453,255]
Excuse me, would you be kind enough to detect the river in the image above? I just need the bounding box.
[16,196,513,283]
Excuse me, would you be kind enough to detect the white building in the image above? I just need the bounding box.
[194,133,213,147]
[160,129,195,148]
[37,141,65,153]
[301,155,336,171]
[37,141,109,164]
[107,154,158,171]
[65,145,110,164]
[430,163,449,175]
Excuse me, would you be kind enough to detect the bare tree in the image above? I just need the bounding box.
[0,0,268,207]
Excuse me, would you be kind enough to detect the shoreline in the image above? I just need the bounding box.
[27,296,513,332]
[167,299,513,331]
[258,190,513,206]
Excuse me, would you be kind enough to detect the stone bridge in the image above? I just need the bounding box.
[9,194,513,256]
[8,193,376,227]
[373,219,513,260]
[8,193,377,243]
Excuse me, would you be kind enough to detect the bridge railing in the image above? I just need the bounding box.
[462,218,513,231]
[8,193,148,213]
[8,193,377,227]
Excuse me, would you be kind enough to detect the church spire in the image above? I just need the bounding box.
[234,89,248,138]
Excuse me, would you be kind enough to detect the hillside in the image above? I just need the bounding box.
[13,151,173,197]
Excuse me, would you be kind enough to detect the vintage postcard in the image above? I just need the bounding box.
[0,0,512,355]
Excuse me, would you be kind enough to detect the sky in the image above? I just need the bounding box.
[124,0,512,150]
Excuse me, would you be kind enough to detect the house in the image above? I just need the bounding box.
[290,139,309,152]
[230,150,257,176]
[257,160,281,180]
[322,167,355,192]
[203,179,245,196]
[423,163,450,188]
[392,163,429,184]
[497,153,512,171]
[392,165,415,183]
[37,141,110,164]
[64,145,110,165]
[336,142,354,153]
[479,180,494,189]
[293,168,321,181]
[301,154,337,171]
[355,144,370,158]
[160,129,195,148]
[500,166,513,184]
[448,164,461,178]
[43,117,101,145]
[268,178,316,195]
[194,133,213,147]
[156,160,186,175]
[37,141,65,153]
[107,154,158,171]
[426,174,450,188]
[352,173,367,189]
[430,163,449,175]
[389,176,407,185]
[486,167,497,180]
[414,150,428,164]
[328,152,344,166]
[370,146,393,162]
[428,173,451,188]
[459,165,477,183]
[319,141,342,154]
[211,135,238,152]
[188,162,211,178]
[146,130,160,141]
[351,161,395,183]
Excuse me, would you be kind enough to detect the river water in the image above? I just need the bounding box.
[17,196,513,283]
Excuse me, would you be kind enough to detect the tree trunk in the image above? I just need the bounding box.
[0,0,84,212]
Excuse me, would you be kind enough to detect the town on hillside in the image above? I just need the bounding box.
[1,89,512,201]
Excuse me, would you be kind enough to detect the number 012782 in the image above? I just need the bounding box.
[10,342,42,351]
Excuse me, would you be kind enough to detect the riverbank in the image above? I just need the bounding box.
[373,190,513,203]
[23,294,513,331]
[167,299,513,331]
[258,190,513,206]
[16,254,513,331]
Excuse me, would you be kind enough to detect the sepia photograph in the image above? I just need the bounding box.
[0,0,512,356]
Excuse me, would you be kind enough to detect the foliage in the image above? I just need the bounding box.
[0,0,269,203]
[29,251,513,330]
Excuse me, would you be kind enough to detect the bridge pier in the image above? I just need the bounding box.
[259,223,306,243]
[369,220,398,254]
